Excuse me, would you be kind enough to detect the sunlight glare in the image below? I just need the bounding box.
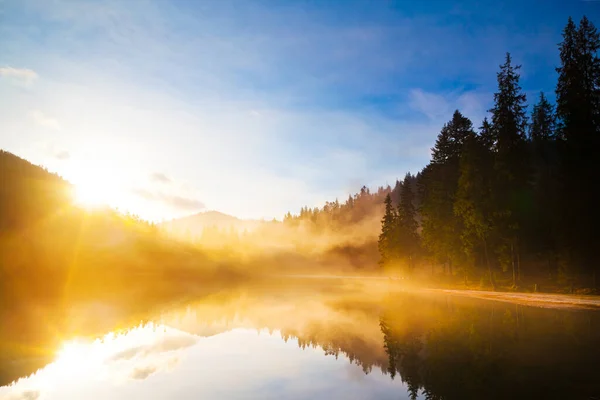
[73,183,111,208]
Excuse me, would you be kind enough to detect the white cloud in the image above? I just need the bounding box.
[128,357,179,380]
[110,333,198,361]
[0,67,38,86]
[129,365,158,380]
[55,150,70,160]
[5,390,40,400]
[409,88,489,125]
[409,89,453,121]
[0,1,498,221]
[30,110,61,130]
[150,172,172,184]
[132,188,205,212]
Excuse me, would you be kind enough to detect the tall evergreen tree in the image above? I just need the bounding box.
[555,16,600,286]
[378,193,397,269]
[479,117,495,151]
[527,92,560,279]
[556,16,600,143]
[455,128,496,289]
[420,111,475,275]
[397,174,420,276]
[529,92,556,142]
[488,52,530,287]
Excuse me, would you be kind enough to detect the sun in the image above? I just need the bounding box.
[73,183,111,209]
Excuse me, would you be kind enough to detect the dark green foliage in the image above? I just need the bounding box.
[555,16,600,285]
[378,193,397,268]
[397,174,420,274]
[420,111,475,275]
[375,17,600,291]
[529,92,556,142]
[488,53,530,285]
[454,131,495,288]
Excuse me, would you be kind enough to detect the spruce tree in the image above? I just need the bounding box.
[454,131,496,289]
[555,16,600,285]
[528,92,560,276]
[479,117,495,151]
[420,111,475,276]
[556,16,600,143]
[378,193,397,269]
[397,174,420,276]
[488,52,529,287]
[529,92,556,142]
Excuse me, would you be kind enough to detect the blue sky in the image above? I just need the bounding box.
[0,0,597,220]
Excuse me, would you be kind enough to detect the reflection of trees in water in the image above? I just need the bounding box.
[281,329,383,375]
[157,289,600,399]
[5,287,600,400]
[380,294,600,400]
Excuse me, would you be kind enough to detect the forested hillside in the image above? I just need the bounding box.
[376,16,600,292]
[0,151,234,375]
[284,16,600,292]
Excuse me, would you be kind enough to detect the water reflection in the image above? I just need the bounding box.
[1,281,600,399]
[380,294,600,400]
[0,325,409,400]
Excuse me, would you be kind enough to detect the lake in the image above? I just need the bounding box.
[2,278,600,399]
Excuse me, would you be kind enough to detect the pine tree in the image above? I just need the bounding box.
[556,16,600,143]
[454,131,496,289]
[378,193,397,268]
[528,92,560,278]
[555,16,600,285]
[479,117,495,151]
[529,92,556,142]
[490,53,528,157]
[488,52,529,287]
[397,174,420,276]
[420,111,475,275]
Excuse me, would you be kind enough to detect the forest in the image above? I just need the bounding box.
[284,16,600,293]
[1,17,599,349]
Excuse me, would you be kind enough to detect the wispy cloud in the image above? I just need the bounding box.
[409,89,489,125]
[132,188,205,212]
[55,150,70,160]
[0,0,568,219]
[110,333,198,361]
[6,390,40,400]
[0,66,38,86]
[129,357,179,380]
[30,110,60,130]
[150,172,172,184]
[129,365,158,380]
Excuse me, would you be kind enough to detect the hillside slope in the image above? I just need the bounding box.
[0,150,236,380]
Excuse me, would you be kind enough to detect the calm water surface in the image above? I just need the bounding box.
[2,280,600,400]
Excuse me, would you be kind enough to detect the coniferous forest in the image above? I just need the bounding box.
[376,16,600,292]
[283,16,600,293]
[4,5,600,399]
[1,17,599,318]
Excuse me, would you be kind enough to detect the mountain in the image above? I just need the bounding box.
[160,210,265,240]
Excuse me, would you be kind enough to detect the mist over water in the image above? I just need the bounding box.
[2,4,600,399]
[2,279,599,400]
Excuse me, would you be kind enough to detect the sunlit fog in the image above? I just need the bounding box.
[1,1,600,399]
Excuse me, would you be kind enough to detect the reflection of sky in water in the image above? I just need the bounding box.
[0,324,415,400]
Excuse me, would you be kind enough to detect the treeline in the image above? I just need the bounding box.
[378,16,600,292]
[283,185,394,231]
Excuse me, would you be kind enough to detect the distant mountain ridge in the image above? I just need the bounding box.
[160,210,266,239]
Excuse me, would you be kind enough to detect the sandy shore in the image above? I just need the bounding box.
[429,288,600,310]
